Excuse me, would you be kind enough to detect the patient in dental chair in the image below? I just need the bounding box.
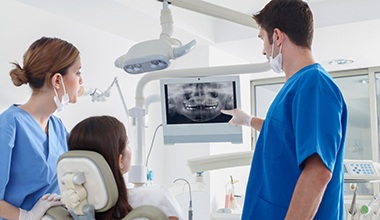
[67,115,184,220]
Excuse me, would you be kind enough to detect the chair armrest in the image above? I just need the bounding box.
[43,206,71,220]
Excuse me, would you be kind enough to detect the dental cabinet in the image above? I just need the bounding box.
[251,66,380,219]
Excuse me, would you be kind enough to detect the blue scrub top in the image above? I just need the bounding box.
[242,63,348,220]
[0,105,68,212]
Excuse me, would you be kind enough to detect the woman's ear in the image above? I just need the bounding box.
[51,73,62,89]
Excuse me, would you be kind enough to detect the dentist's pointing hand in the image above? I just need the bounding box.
[221,109,252,127]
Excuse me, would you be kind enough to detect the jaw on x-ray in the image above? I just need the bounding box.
[166,82,235,124]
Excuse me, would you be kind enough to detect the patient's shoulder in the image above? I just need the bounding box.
[128,185,167,196]
[128,185,172,206]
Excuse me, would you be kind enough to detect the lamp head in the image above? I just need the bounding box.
[115,39,170,74]
[114,0,196,74]
[114,39,196,74]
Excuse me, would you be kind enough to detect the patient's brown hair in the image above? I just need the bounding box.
[67,115,132,219]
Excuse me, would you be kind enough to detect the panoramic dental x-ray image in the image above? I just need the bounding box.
[165,81,236,124]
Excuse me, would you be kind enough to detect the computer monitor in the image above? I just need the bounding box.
[160,75,242,144]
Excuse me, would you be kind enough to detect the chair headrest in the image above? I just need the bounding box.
[57,150,119,214]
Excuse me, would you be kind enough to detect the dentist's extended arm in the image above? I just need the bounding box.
[0,193,62,220]
[221,109,264,131]
[285,154,332,219]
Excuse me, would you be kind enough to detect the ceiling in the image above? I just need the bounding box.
[13,0,380,68]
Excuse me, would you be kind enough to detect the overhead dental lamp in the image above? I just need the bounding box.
[114,0,196,74]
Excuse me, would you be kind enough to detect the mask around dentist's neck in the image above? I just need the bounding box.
[269,41,283,74]
[53,75,69,112]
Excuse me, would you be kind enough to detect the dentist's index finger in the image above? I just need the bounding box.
[221,109,233,115]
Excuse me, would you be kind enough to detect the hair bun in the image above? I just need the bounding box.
[9,62,28,87]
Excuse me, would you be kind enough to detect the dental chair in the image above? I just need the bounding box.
[43,150,168,220]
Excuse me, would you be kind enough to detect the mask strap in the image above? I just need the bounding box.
[55,75,67,94]
[53,87,59,97]
[53,75,67,100]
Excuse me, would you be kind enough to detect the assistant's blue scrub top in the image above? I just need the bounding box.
[0,105,68,212]
[242,64,348,220]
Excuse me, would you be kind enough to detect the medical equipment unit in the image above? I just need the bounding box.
[78,62,270,188]
[251,67,380,220]
[129,62,270,185]
[344,160,380,220]
[43,150,168,220]
[160,75,242,145]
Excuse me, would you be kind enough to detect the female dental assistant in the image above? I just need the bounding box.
[0,37,83,220]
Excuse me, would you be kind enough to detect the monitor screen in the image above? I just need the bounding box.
[160,76,243,144]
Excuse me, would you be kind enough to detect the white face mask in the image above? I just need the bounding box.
[269,40,283,74]
[53,75,69,112]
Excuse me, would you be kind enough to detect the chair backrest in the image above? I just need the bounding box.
[57,150,118,217]
[48,150,169,220]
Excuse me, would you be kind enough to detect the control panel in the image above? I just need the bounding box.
[344,160,380,183]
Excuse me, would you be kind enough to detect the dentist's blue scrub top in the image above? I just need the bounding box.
[242,64,347,220]
[0,105,68,212]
